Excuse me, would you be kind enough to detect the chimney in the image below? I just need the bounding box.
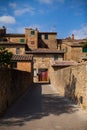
[72,34,74,40]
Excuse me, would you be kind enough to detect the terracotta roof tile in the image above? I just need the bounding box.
[11,54,33,61]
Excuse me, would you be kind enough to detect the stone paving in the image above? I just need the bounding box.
[0,83,87,130]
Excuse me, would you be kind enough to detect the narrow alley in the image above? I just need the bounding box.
[0,83,87,130]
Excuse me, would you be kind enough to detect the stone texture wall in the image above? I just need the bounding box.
[71,47,82,62]
[17,62,32,72]
[7,37,25,43]
[50,63,87,111]
[33,54,54,82]
[33,54,63,82]
[25,28,38,50]
[0,44,25,54]
[0,68,33,116]
[62,42,83,62]
[62,43,72,60]
[41,34,57,49]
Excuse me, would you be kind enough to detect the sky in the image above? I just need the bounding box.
[0,0,87,39]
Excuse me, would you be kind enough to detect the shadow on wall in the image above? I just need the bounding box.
[38,39,49,48]
[64,75,78,104]
[0,83,78,127]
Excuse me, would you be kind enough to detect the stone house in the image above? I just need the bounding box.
[26,48,64,82]
[0,26,65,82]
[0,27,33,73]
[57,34,86,62]
[25,28,64,82]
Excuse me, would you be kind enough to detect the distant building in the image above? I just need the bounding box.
[57,34,86,62]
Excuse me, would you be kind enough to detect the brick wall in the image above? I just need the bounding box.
[0,68,33,116]
[50,63,87,111]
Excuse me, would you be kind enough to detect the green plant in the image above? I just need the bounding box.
[0,47,13,67]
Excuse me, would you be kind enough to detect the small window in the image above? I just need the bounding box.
[31,41,35,45]
[44,34,48,39]
[54,55,58,61]
[34,69,37,76]
[20,39,25,43]
[16,48,20,54]
[31,30,35,35]
[82,47,87,52]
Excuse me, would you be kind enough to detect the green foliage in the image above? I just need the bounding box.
[0,47,13,67]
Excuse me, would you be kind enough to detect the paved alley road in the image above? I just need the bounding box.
[0,83,87,130]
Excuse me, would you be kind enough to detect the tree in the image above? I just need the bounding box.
[0,47,13,68]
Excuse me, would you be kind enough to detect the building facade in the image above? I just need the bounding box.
[57,35,86,62]
[1,27,86,82]
[0,26,65,82]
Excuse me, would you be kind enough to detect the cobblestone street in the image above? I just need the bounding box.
[0,83,87,130]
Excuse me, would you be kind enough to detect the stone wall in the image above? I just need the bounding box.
[25,28,38,50]
[71,47,82,62]
[50,63,87,111]
[62,43,72,60]
[41,34,57,49]
[0,44,25,55]
[7,37,25,43]
[33,54,63,82]
[17,62,32,72]
[33,54,54,82]
[0,68,33,116]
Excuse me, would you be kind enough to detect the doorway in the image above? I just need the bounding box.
[38,68,48,81]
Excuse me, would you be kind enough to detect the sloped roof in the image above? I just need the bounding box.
[51,61,78,67]
[5,34,25,37]
[0,42,26,45]
[39,32,57,35]
[26,48,64,54]
[11,54,33,61]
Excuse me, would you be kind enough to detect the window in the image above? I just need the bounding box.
[54,55,58,61]
[20,39,25,43]
[34,69,37,76]
[31,30,35,35]
[31,41,35,45]
[44,34,48,39]
[16,48,20,54]
[82,47,87,52]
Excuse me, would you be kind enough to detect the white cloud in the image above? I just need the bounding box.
[38,0,64,4]
[9,3,17,8]
[0,16,16,24]
[71,25,87,39]
[14,7,35,16]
